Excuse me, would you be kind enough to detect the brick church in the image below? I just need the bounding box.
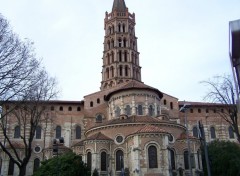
[0,0,238,176]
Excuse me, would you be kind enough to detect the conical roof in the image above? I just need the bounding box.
[112,0,127,12]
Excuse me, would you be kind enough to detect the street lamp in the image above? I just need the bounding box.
[179,103,193,176]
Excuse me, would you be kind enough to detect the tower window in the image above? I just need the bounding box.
[198,109,201,113]
[77,107,81,111]
[97,98,100,104]
[124,51,127,61]
[90,101,93,107]
[190,109,193,113]
[118,23,121,32]
[125,66,128,76]
[118,39,122,47]
[119,66,123,76]
[170,102,173,109]
[123,38,127,47]
[119,51,122,61]
[59,106,63,111]
[68,106,72,111]
[51,106,54,111]
[122,24,125,32]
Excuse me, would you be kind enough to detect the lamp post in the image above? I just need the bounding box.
[179,103,193,176]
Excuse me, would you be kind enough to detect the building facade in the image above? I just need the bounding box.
[0,0,239,176]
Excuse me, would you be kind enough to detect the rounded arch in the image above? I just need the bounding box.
[114,148,125,171]
[75,125,81,139]
[96,114,103,123]
[210,126,216,139]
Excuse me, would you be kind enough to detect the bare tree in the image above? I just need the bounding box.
[0,15,58,175]
[202,75,240,143]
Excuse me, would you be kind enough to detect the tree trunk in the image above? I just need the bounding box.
[19,164,26,176]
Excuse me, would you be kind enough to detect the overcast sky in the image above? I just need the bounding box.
[0,0,239,102]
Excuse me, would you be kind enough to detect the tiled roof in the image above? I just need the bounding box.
[105,80,163,100]
[72,140,84,147]
[178,101,227,107]
[85,132,113,141]
[133,124,167,134]
[176,132,198,140]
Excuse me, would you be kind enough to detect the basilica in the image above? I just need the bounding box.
[0,0,238,176]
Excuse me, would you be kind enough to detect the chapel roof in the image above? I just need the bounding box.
[104,80,163,101]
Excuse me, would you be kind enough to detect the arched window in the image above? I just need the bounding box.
[76,126,81,139]
[68,106,72,111]
[148,105,154,116]
[14,126,20,138]
[111,39,114,48]
[90,101,93,107]
[123,39,127,47]
[51,106,54,111]
[107,40,110,50]
[116,150,124,171]
[168,149,176,170]
[33,158,40,172]
[157,106,160,116]
[112,25,115,33]
[125,66,128,76]
[8,159,14,175]
[148,146,158,168]
[197,150,201,169]
[97,98,100,104]
[106,68,109,79]
[192,126,198,138]
[36,126,41,139]
[111,66,114,77]
[56,126,61,139]
[184,151,189,169]
[122,24,125,32]
[111,51,114,63]
[119,66,123,76]
[210,126,216,139]
[137,105,143,115]
[125,105,131,116]
[119,51,122,61]
[115,106,121,117]
[101,152,107,171]
[59,106,63,111]
[87,152,92,170]
[77,107,81,111]
[229,126,234,139]
[96,114,103,122]
[124,51,127,61]
[163,99,167,105]
[170,102,173,109]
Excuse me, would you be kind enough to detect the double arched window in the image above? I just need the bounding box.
[148,146,158,168]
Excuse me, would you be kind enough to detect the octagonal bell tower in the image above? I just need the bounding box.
[101,0,142,90]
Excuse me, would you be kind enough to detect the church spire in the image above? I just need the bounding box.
[101,1,141,91]
[112,0,127,12]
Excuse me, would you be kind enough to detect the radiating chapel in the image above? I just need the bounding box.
[0,0,238,176]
